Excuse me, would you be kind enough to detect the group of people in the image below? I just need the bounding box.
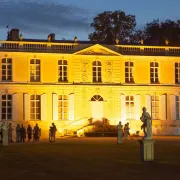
[0,123,41,143]
[117,122,132,140]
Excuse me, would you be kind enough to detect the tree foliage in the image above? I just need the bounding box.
[89,10,180,45]
[88,10,136,44]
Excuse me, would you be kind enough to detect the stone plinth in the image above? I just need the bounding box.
[138,139,155,162]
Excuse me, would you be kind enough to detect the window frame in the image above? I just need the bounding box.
[30,94,41,120]
[1,94,12,121]
[125,61,134,83]
[125,95,134,120]
[92,61,102,83]
[1,58,12,81]
[58,60,68,82]
[30,59,40,82]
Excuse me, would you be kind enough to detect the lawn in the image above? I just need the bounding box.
[0,137,180,180]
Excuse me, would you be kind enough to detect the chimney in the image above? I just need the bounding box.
[50,33,55,41]
[9,29,19,41]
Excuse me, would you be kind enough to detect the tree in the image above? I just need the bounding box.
[88,10,136,44]
[132,19,180,45]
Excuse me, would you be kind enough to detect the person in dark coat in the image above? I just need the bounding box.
[20,124,26,142]
[27,125,32,142]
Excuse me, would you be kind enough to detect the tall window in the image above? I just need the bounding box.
[1,94,12,121]
[58,95,68,120]
[126,95,134,119]
[150,62,159,83]
[151,95,159,119]
[175,63,180,84]
[30,59,40,82]
[125,62,134,83]
[30,95,40,120]
[176,96,180,120]
[92,61,102,82]
[58,60,68,82]
[1,58,12,81]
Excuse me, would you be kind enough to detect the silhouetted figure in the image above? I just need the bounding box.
[33,124,40,142]
[51,123,57,142]
[27,125,32,142]
[16,124,21,142]
[8,123,14,142]
[20,124,26,142]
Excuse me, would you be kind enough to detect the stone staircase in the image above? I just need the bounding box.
[57,117,91,137]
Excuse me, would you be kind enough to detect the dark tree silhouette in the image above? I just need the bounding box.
[88,10,136,44]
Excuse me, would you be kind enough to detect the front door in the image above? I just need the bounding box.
[91,95,104,119]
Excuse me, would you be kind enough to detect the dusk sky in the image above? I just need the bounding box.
[0,0,179,40]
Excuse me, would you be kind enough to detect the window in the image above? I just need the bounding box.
[92,61,102,82]
[175,63,180,84]
[58,60,68,82]
[30,95,40,120]
[91,95,103,101]
[125,62,134,83]
[1,58,12,81]
[1,94,12,121]
[176,96,180,120]
[150,62,159,83]
[58,95,68,120]
[151,95,159,119]
[125,96,134,119]
[30,59,40,82]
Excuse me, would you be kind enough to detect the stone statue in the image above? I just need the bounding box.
[2,122,8,146]
[117,121,123,144]
[140,107,152,140]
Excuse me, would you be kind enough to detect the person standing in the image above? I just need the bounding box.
[126,123,133,139]
[20,124,26,142]
[52,123,57,142]
[27,125,32,142]
[117,121,123,144]
[8,123,14,143]
[16,124,21,142]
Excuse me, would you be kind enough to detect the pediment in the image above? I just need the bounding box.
[73,44,121,56]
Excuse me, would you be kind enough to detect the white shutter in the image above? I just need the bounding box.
[146,95,152,116]
[0,94,1,121]
[24,93,30,120]
[41,94,47,120]
[52,93,58,120]
[170,95,176,120]
[120,94,126,121]
[159,94,167,120]
[68,93,74,120]
[12,93,18,121]
[134,95,141,120]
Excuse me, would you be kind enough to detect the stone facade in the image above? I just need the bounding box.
[0,40,180,138]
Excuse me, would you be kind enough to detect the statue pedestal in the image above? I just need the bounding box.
[2,130,8,146]
[138,139,155,162]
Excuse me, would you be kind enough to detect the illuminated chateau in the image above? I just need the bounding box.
[0,29,180,138]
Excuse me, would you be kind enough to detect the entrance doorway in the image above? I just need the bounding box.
[91,95,104,119]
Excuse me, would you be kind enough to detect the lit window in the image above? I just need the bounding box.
[125,62,134,83]
[30,59,40,82]
[30,95,40,120]
[176,96,180,120]
[125,95,134,119]
[1,94,12,120]
[58,60,68,82]
[151,95,159,119]
[58,95,68,120]
[92,61,102,82]
[1,58,12,81]
[175,63,180,84]
[150,62,159,83]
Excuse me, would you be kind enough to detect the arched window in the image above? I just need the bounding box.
[91,95,103,101]
[92,61,101,82]
[1,94,12,120]
[125,61,134,83]
[1,58,12,81]
[125,95,134,120]
[58,60,68,82]
[150,62,159,83]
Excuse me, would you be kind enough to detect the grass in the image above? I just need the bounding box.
[0,137,180,180]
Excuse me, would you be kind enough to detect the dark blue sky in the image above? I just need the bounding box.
[0,0,179,40]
